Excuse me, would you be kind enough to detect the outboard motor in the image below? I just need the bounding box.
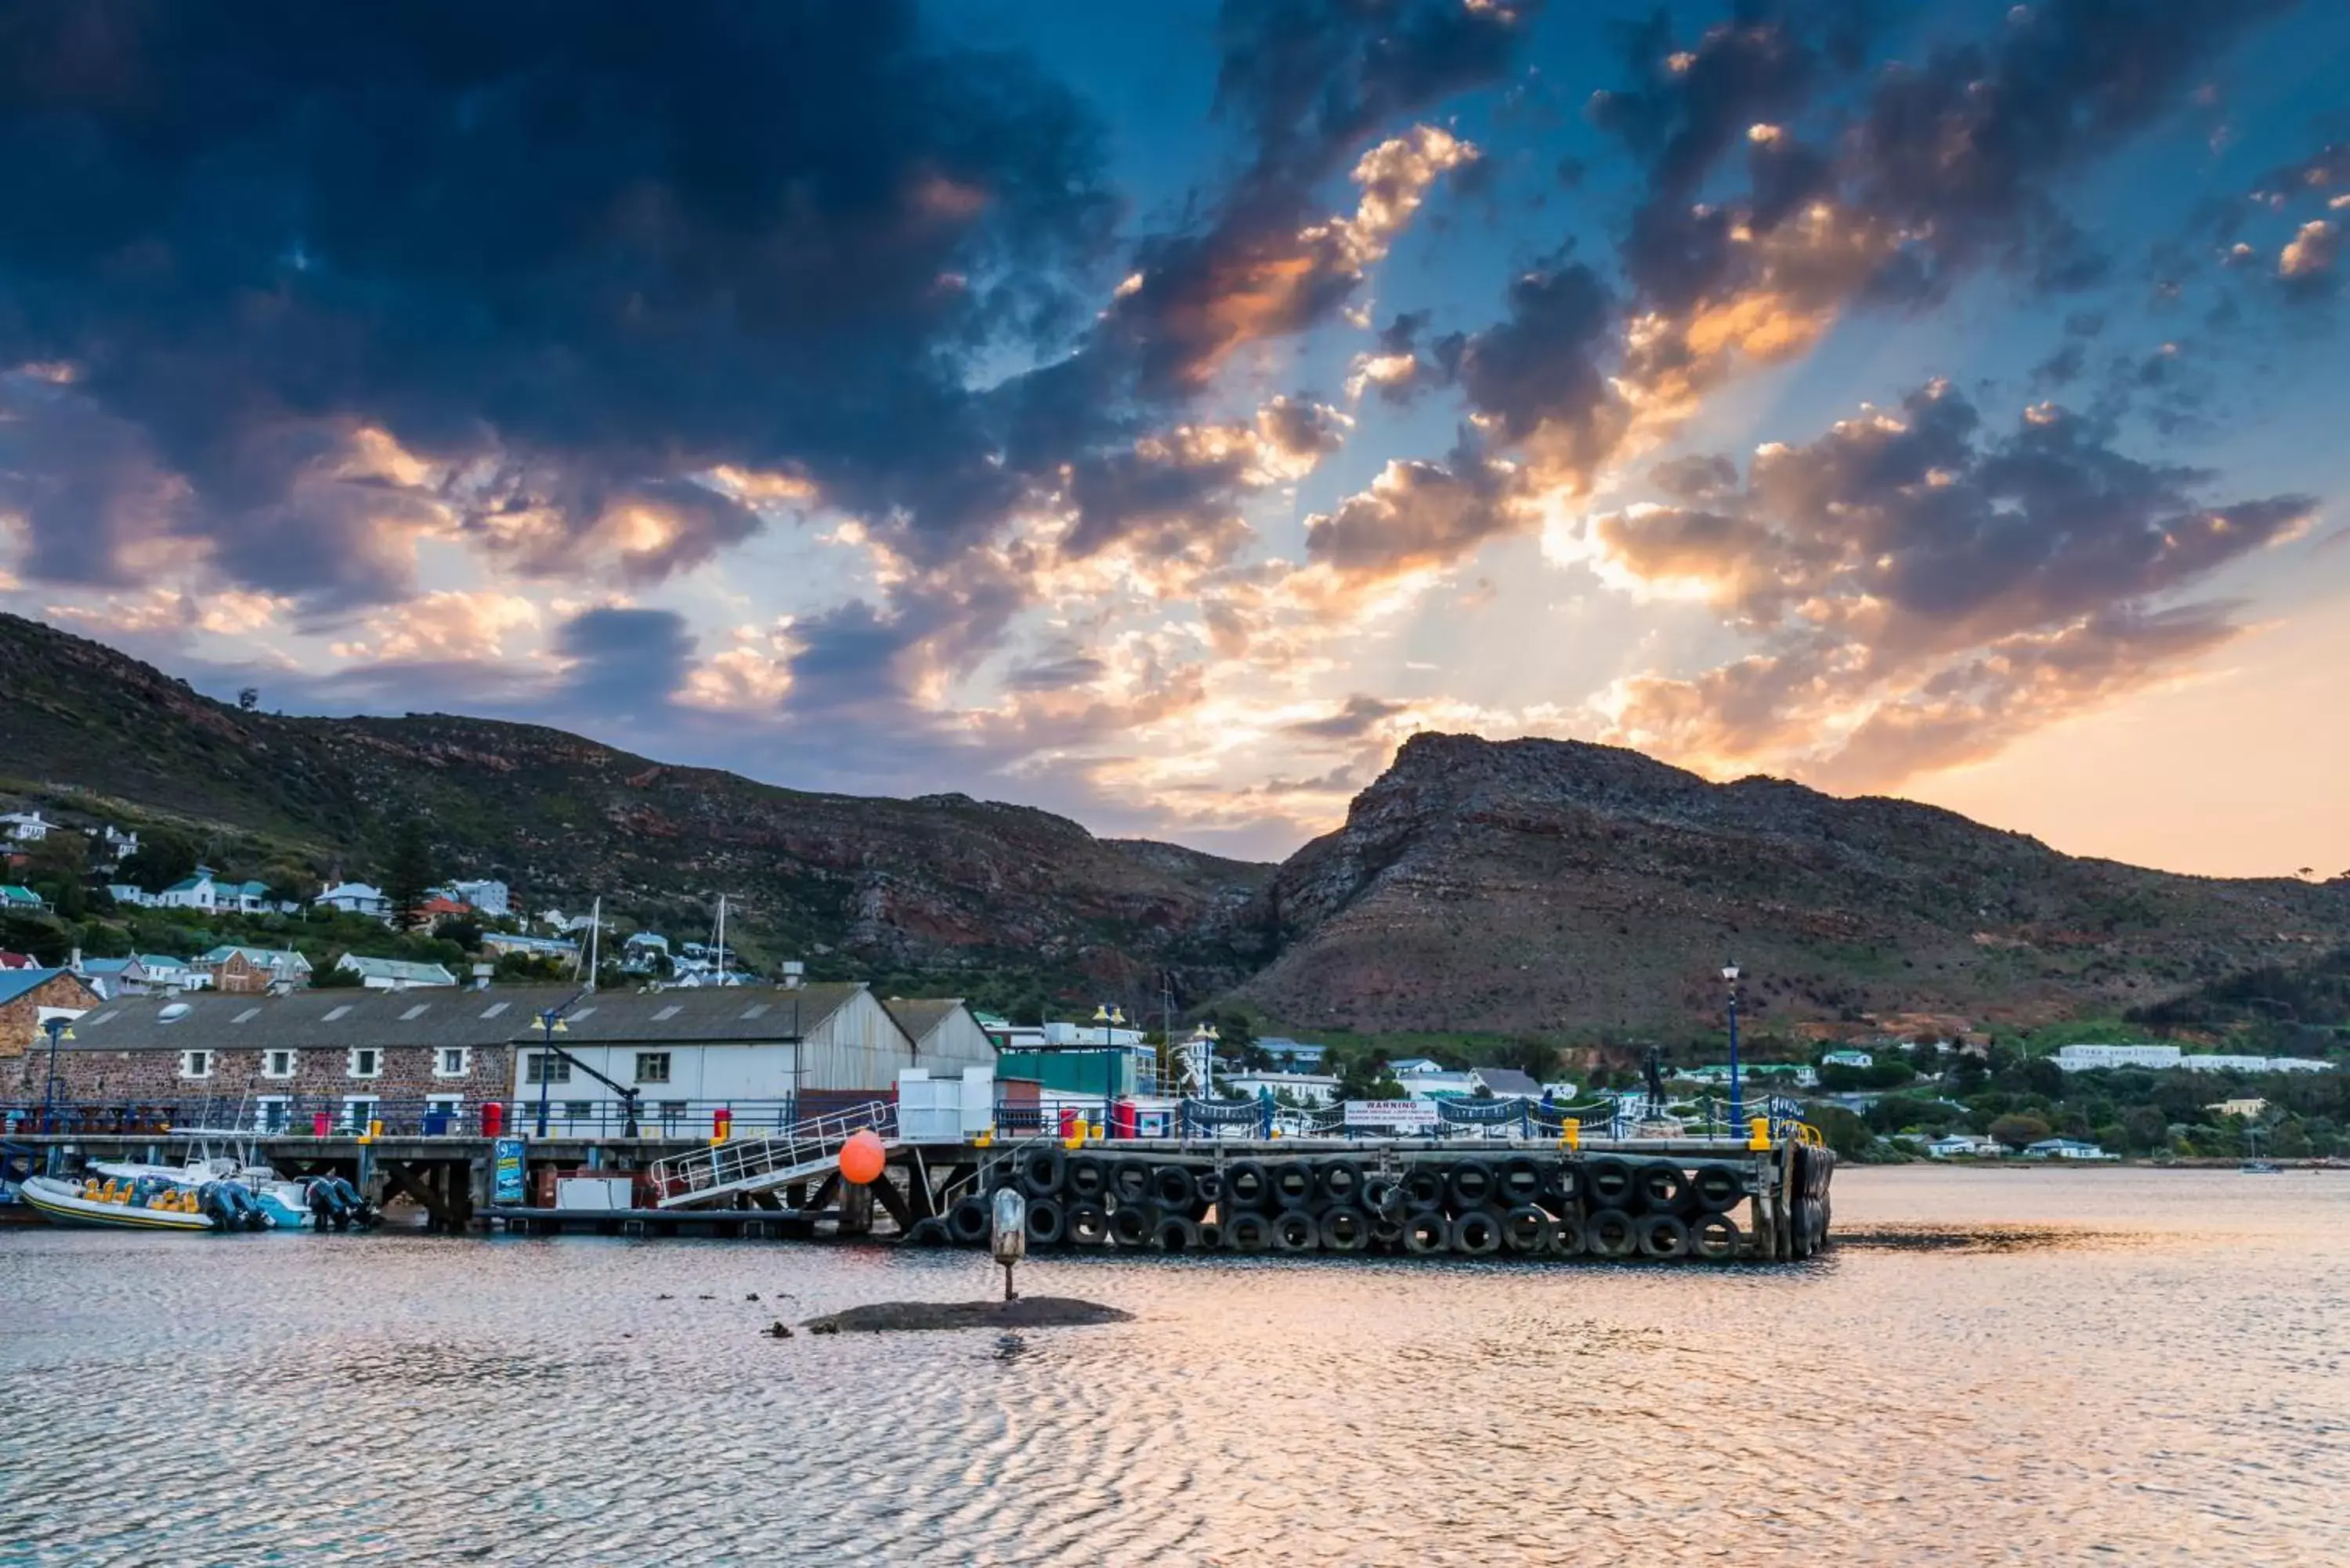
[328,1176,381,1230]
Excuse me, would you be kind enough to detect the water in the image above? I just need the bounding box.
[3,1168,2346,1566]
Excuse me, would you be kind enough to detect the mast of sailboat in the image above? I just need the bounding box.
[585,895,602,992]
[714,894,726,986]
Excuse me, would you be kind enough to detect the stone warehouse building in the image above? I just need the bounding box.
[0,967,100,1074]
[19,983,996,1134]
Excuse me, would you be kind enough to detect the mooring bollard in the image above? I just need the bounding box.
[992,1187,1027,1302]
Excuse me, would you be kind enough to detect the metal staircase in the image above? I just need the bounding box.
[649,1100,897,1209]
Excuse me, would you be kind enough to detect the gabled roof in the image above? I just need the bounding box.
[198,945,313,971]
[546,983,865,1044]
[337,956,457,985]
[77,957,134,975]
[1471,1067,1544,1097]
[0,885,44,905]
[0,968,93,1006]
[320,882,385,899]
[132,953,192,970]
[56,986,580,1053]
[161,873,216,893]
[881,997,984,1050]
[0,950,38,968]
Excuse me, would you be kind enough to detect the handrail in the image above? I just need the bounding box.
[648,1099,896,1200]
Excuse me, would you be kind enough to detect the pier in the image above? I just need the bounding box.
[4,1106,1836,1261]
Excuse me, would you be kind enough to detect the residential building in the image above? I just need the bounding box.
[415,895,472,922]
[2261,1057,2335,1074]
[447,880,511,916]
[316,883,392,919]
[1257,1037,1329,1071]
[71,956,135,999]
[1470,1067,1544,1098]
[197,945,313,994]
[2054,1042,2181,1071]
[1926,1133,2002,1158]
[1222,1071,1341,1107]
[125,954,209,993]
[1396,1069,1479,1100]
[1388,1057,1444,1076]
[95,825,139,862]
[1820,1049,1875,1068]
[0,811,51,843]
[0,952,38,971]
[105,883,156,908]
[481,933,580,962]
[0,886,46,912]
[2208,1097,2269,1120]
[336,955,458,991]
[620,932,672,974]
[2023,1137,2119,1162]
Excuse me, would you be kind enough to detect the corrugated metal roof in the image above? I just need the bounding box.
[0,968,94,1006]
[547,984,856,1043]
[880,998,966,1046]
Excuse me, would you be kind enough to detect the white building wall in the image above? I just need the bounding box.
[913,1008,997,1072]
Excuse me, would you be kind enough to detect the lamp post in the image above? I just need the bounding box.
[533,1008,568,1138]
[1092,1003,1124,1139]
[38,1017,75,1134]
[1722,960,1743,1133]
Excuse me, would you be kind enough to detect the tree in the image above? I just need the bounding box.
[381,818,436,930]
[1988,1113,2052,1149]
[118,831,197,894]
[433,916,485,954]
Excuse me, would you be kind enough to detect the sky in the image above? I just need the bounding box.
[1,0,2345,877]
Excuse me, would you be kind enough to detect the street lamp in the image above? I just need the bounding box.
[533,1008,569,1138]
[1721,960,1743,1133]
[1191,1021,1220,1096]
[1092,1003,1124,1138]
[38,1017,75,1134]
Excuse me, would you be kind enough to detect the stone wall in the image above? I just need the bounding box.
[13,1039,515,1116]
[0,972,99,1063]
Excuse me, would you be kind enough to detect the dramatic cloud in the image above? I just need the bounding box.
[1592,381,2318,786]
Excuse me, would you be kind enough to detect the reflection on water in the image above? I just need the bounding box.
[3,1169,2347,1566]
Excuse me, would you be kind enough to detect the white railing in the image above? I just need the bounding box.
[649,1100,896,1204]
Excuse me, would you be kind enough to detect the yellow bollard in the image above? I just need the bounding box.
[1747,1117,1771,1151]
[973,1131,994,1149]
[1560,1117,1581,1151]
[1087,1119,1104,1145]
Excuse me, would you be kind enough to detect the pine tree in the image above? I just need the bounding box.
[381,817,436,930]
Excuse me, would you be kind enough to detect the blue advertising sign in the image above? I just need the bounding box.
[493,1137,526,1205]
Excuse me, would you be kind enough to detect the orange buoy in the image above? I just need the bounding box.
[838,1129,886,1186]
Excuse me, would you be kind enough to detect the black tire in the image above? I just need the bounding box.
[1224,1160,1271,1212]
[1316,1158,1365,1205]
[1067,1201,1111,1246]
[1498,1156,1544,1206]
[1690,1161,1743,1214]
[1319,1205,1370,1252]
[1195,1220,1223,1250]
[947,1195,992,1245]
[1108,1203,1158,1248]
[1154,1215,1202,1252]
[1025,1197,1067,1247]
[1402,1213,1448,1255]
[981,1157,1018,1194]
[1585,1156,1636,1211]
[1637,1212,1690,1260]
[1542,1162,1581,1209]
[902,1216,950,1247]
[1401,1166,1448,1213]
[1447,1158,1497,1210]
[1370,1216,1405,1248]
[1361,1175,1405,1219]
[1550,1216,1587,1257]
[1270,1162,1316,1212]
[1150,1164,1199,1211]
[1225,1211,1272,1253]
[1502,1204,1553,1253]
[1636,1162,1689,1213]
[1194,1170,1223,1205]
[1691,1212,1740,1261]
[1585,1207,1638,1259]
[1065,1154,1108,1202]
[1450,1207,1503,1256]
[1110,1159,1153,1206]
[1018,1147,1067,1200]
[1272,1210,1318,1252]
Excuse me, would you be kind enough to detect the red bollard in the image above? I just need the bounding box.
[712,1107,733,1145]
[312,1111,331,1138]
[480,1100,504,1138]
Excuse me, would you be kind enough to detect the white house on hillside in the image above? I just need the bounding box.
[317,883,392,919]
[446,879,511,916]
[1,811,51,843]
[336,955,457,990]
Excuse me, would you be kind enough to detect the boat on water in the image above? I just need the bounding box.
[87,1132,377,1230]
[18,1173,223,1231]
[2240,1161,2283,1174]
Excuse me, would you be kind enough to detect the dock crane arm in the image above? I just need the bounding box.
[530,1042,645,1138]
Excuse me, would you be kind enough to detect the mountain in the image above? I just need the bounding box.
[1232,732,2350,1036]
[0,612,1274,1002]
[7,609,2345,1039]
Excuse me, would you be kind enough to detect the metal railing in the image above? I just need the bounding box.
[0,1097,817,1140]
[649,1099,896,1203]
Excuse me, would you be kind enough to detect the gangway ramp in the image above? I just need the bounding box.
[650,1101,896,1209]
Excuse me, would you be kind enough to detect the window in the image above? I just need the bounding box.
[347,1047,382,1079]
[525,1051,570,1085]
[179,1049,213,1079]
[342,1097,380,1133]
[263,1049,298,1079]
[254,1097,290,1133]
[563,1100,594,1121]
[634,1051,672,1084]
[435,1046,471,1078]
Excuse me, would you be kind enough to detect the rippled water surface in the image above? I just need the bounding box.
[5,1168,2348,1566]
